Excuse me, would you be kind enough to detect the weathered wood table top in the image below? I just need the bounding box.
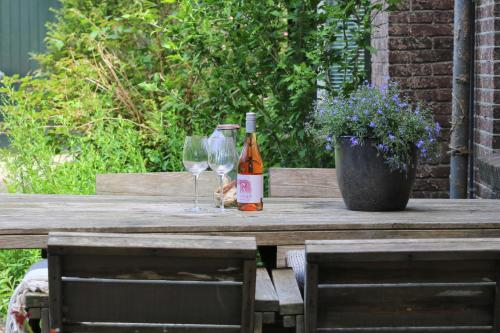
[0,194,499,249]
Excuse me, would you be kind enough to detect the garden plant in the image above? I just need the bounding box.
[0,0,396,319]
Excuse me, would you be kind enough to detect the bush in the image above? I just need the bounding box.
[0,250,41,318]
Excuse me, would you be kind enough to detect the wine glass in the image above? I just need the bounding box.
[208,135,238,213]
[183,136,209,212]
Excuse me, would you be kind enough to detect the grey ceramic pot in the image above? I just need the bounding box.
[334,136,417,211]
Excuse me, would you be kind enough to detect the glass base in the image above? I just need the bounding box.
[184,207,206,213]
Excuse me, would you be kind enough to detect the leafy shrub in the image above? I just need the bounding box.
[310,83,440,171]
[0,250,41,318]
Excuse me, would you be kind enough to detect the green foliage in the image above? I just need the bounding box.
[310,83,440,171]
[0,0,393,176]
[0,0,396,320]
[0,250,41,318]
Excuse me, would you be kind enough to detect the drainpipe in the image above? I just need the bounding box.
[450,0,473,198]
[467,0,476,199]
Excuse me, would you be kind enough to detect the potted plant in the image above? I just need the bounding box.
[311,82,440,211]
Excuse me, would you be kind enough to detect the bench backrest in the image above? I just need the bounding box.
[96,172,218,197]
[305,238,500,333]
[48,232,257,333]
[268,168,340,198]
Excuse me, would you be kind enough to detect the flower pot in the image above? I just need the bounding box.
[335,136,417,211]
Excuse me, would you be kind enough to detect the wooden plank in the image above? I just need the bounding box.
[11,229,500,250]
[48,232,256,258]
[26,292,49,308]
[1,197,500,237]
[241,260,256,333]
[62,255,244,281]
[306,239,500,263]
[277,245,304,268]
[269,168,341,198]
[255,268,279,312]
[63,323,241,333]
[272,269,304,315]
[48,254,62,330]
[1,196,500,249]
[283,316,296,328]
[61,280,242,325]
[317,260,497,284]
[253,312,262,333]
[305,263,318,333]
[262,312,275,324]
[492,263,500,332]
[41,308,50,333]
[96,172,218,197]
[296,315,304,333]
[317,285,494,328]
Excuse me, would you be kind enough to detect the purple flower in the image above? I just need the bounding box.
[377,109,383,115]
[325,143,332,151]
[369,121,376,128]
[435,122,441,134]
[377,143,389,153]
[325,135,332,142]
[388,133,396,141]
[416,139,425,149]
[364,109,369,115]
[350,115,359,122]
[350,137,359,146]
[392,94,399,102]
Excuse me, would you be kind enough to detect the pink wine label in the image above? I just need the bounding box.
[237,174,263,203]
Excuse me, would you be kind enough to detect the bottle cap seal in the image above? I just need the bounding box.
[246,112,256,133]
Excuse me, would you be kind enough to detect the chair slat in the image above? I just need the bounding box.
[96,171,218,197]
[269,168,340,198]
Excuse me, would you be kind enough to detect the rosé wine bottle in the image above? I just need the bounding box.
[237,112,264,211]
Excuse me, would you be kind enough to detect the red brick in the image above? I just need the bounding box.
[412,0,453,10]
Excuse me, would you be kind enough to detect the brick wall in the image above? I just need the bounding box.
[474,0,500,198]
[371,0,454,198]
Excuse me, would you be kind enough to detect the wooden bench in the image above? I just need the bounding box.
[304,238,500,332]
[48,232,257,333]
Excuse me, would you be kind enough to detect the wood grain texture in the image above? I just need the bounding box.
[277,246,304,268]
[304,238,500,333]
[49,233,256,333]
[269,168,341,198]
[49,232,256,258]
[255,268,279,312]
[96,172,219,197]
[1,195,500,249]
[272,269,304,315]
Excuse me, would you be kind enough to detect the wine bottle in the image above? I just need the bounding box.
[237,112,264,211]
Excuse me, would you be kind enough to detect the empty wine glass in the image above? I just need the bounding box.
[183,136,209,212]
[208,135,238,213]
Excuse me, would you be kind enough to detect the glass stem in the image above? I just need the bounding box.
[194,174,199,210]
[219,174,225,212]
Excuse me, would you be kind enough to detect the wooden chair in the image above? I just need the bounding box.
[304,238,500,333]
[96,171,218,197]
[48,232,257,333]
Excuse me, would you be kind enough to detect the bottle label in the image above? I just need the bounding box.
[237,174,263,203]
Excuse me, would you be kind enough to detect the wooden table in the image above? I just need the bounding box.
[0,194,499,249]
